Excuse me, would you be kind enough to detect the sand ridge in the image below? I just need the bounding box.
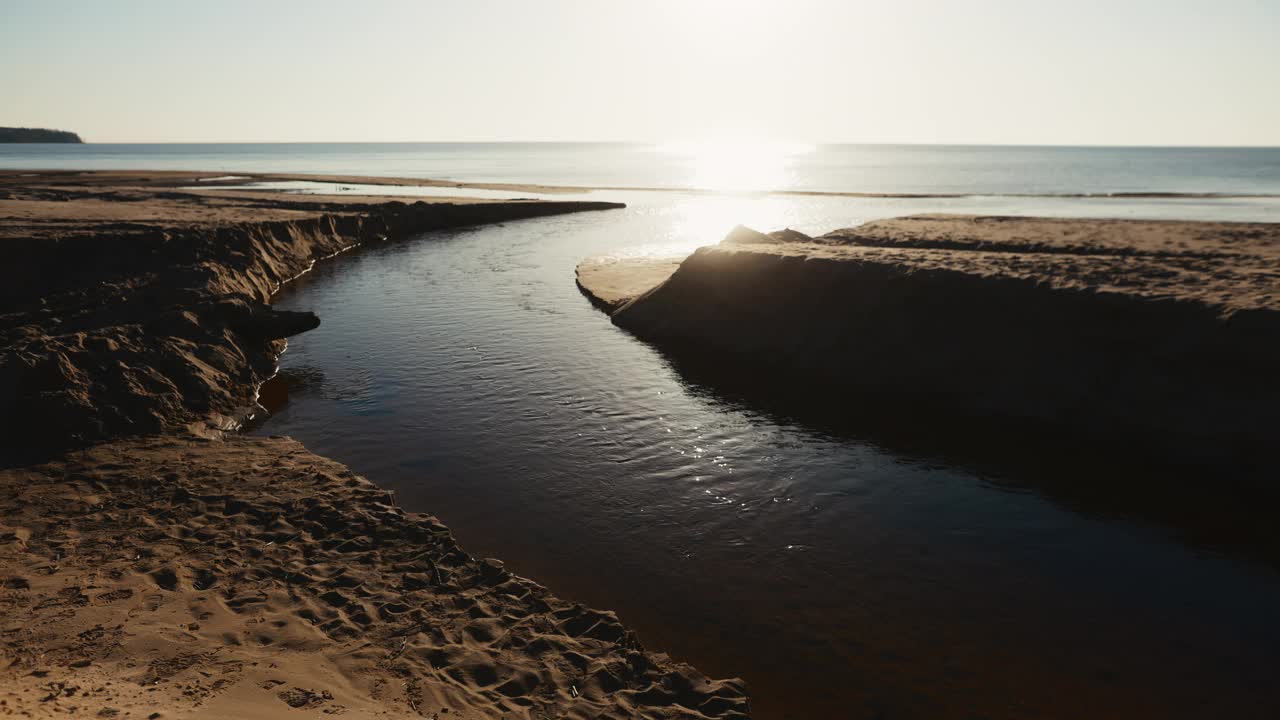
[580,216,1280,314]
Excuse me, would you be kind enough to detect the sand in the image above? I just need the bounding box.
[0,436,747,719]
[576,215,1280,482]
[571,228,818,313]
[574,256,687,313]
[0,171,748,719]
[0,170,567,242]
[579,216,1280,313]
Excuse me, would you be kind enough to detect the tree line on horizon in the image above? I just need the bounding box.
[0,127,83,143]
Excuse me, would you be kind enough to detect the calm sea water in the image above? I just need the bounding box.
[3,142,1280,196]
[11,144,1280,717]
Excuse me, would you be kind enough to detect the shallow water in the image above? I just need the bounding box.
[254,190,1280,719]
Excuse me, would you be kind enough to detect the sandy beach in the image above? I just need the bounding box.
[0,171,748,719]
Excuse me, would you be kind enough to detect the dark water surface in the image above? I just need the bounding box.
[253,190,1280,719]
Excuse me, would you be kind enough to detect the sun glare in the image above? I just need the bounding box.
[657,137,814,193]
[608,193,811,262]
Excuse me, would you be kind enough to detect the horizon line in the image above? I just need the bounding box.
[19,139,1280,150]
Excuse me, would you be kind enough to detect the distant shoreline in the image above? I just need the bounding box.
[0,126,82,143]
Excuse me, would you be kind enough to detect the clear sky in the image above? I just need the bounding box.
[2,0,1277,145]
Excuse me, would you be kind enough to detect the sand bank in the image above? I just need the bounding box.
[574,255,686,313]
[577,216,1280,482]
[0,171,748,718]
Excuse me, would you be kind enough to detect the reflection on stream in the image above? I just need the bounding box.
[255,191,1280,719]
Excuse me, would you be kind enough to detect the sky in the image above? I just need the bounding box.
[2,0,1278,145]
